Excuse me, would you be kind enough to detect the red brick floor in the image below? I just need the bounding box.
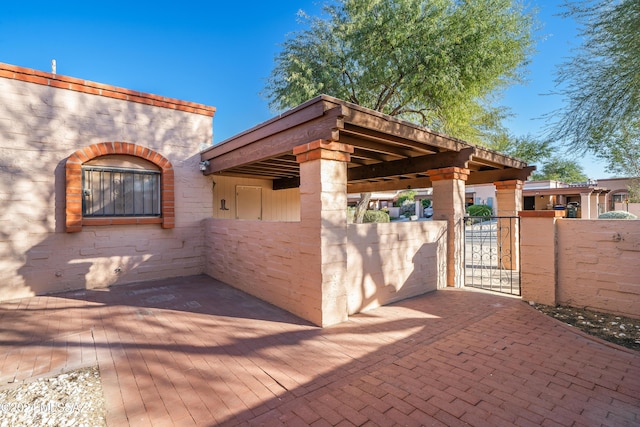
[1,275,638,426]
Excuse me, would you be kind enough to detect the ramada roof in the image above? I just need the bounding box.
[200,95,534,192]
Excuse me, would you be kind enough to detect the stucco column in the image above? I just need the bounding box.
[494,180,523,270]
[593,192,601,217]
[294,140,354,327]
[580,191,592,218]
[519,210,563,306]
[428,167,469,287]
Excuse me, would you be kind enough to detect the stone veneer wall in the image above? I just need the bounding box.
[0,63,214,300]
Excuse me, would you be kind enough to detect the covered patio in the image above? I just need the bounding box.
[200,95,533,326]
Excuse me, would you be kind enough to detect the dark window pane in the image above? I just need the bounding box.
[82,167,161,217]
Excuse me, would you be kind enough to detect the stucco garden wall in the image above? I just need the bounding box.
[205,217,448,324]
[557,220,640,318]
[520,212,639,318]
[204,219,318,321]
[346,221,447,314]
[0,64,214,301]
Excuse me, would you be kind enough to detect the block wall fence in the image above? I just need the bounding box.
[520,211,640,319]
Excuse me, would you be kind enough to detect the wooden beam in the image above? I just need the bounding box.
[471,149,529,170]
[466,166,536,185]
[347,148,475,181]
[339,135,413,158]
[341,123,440,154]
[203,107,344,174]
[342,107,467,153]
[201,99,341,160]
[348,177,433,193]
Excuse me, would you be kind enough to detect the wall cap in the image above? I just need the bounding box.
[519,210,566,218]
[0,62,216,117]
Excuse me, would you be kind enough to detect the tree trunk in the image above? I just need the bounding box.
[354,192,372,223]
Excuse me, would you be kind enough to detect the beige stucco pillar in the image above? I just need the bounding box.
[519,210,563,306]
[494,180,523,270]
[580,191,593,218]
[428,167,469,287]
[593,191,601,217]
[293,140,354,327]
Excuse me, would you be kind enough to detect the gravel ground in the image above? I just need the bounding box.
[0,366,105,427]
[532,303,640,351]
[0,304,637,426]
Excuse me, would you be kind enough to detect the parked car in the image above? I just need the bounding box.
[423,206,433,218]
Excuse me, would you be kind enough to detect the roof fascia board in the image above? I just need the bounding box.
[203,106,344,174]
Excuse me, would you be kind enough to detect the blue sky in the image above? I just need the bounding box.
[1,0,609,178]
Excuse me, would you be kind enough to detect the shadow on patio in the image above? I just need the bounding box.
[0,275,638,426]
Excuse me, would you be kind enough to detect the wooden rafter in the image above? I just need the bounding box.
[348,148,475,182]
[200,95,532,190]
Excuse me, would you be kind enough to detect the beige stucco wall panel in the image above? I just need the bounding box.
[0,75,213,301]
[210,175,300,221]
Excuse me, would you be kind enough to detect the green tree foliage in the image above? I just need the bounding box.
[488,132,552,164]
[628,178,640,203]
[550,0,640,178]
[266,0,537,143]
[531,157,588,183]
[467,204,493,217]
[395,190,416,207]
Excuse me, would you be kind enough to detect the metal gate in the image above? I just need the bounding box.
[464,216,520,295]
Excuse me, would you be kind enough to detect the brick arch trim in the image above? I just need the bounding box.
[65,142,175,232]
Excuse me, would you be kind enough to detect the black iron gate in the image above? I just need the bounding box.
[464,216,520,295]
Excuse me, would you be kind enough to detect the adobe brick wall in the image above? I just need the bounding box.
[346,221,447,314]
[0,63,214,300]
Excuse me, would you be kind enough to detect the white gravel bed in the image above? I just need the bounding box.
[0,366,106,427]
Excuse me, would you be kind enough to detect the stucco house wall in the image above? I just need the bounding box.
[0,63,214,301]
[210,175,300,221]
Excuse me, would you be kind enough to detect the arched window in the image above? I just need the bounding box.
[65,142,174,232]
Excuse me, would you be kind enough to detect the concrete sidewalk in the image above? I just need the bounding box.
[1,275,638,426]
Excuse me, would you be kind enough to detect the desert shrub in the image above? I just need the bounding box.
[466,204,493,217]
[422,199,432,208]
[363,210,390,223]
[598,210,637,219]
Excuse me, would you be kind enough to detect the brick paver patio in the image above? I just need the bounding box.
[1,275,638,426]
